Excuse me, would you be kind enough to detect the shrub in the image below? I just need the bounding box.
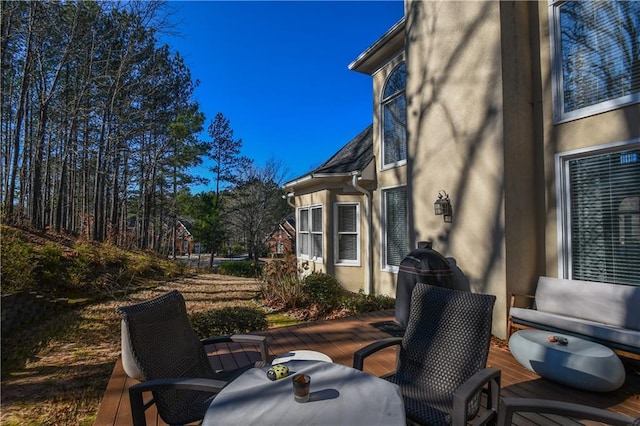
[0,229,36,293]
[259,254,305,310]
[301,272,345,314]
[217,260,260,277]
[38,243,67,286]
[341,289,395,314]
[230,243,245,256]
[67,242,187,295]
[190,307,268,337]
[68,242,95,285]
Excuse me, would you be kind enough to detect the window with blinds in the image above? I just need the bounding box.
[551,0,640,122]
[335,204,359,265]
[298,206,322,260]
[383,186,408,271]
[563,145,640,285]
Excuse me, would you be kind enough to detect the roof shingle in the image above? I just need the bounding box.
[311,124,373,175]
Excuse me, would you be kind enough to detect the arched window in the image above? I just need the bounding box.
[381,62,407,167]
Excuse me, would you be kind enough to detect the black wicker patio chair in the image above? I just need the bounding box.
[117,289,269,426]
[354,284,500,426]
[498,397,639,425]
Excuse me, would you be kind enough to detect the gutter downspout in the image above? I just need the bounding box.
[351,172,372,295]
[284,192,295,209]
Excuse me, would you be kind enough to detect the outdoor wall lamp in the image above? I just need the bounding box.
[434,190,453,223]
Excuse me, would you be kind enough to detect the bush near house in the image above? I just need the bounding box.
[259,254,306,311]
[216,260,261,277]
[259,254,395,320]
[302,272,346,315]
[341,289,395,313]
[190,306,269,337]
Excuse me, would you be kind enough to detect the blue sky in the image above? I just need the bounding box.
[161,1,404,192]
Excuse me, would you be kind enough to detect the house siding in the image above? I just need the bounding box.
[285,0,640,340]
[401,0,640,338]
[294,189,367,293]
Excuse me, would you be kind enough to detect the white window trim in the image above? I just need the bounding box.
[380,184,407,273]
[334,202,361,267]
[549,1,640,124]
[297,204,323,263]
[555,138,640,278]
[381,159,408,171]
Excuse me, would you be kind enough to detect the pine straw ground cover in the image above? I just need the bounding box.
[0,274,274,426]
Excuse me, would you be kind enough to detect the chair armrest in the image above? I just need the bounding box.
[202,334,269,363]
[509,293,535,309]
[129,377,227,426]
[353,337,402,371]
[497,397,637,426]
[452,367,501,426]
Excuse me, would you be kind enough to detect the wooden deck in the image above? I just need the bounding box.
[94,310,640,425]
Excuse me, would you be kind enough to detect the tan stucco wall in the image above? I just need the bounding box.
[500,1,546,331]
[293,187,368,294]
[404,0,511,338]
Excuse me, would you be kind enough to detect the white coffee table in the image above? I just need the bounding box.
[202,360,405,425]
[509,330,625,392]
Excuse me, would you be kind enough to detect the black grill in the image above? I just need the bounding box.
[395,242,455,329]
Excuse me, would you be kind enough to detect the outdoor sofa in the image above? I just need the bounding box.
[508,276,640,355]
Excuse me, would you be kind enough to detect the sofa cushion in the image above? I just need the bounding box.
[534,277,640,331]
[510,307,640,349]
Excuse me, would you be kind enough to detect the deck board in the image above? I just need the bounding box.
[94,310,639,425]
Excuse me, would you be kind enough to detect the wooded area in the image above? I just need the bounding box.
[1,1,290,257]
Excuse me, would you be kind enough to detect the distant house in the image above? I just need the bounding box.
[283,0,640,340]
[175,220,194,255]
[126,216,195,255]
[266,215,296,256]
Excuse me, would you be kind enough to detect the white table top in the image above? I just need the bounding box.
[202,360,406,426]
[272,350,333,364]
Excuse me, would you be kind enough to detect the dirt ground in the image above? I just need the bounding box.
[0,274,261,426]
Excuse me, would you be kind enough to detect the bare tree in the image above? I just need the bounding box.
[226,158,291,260]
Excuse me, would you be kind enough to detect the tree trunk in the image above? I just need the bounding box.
[5,3,33,219]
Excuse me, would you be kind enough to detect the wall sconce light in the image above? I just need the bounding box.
[434,190,453,223]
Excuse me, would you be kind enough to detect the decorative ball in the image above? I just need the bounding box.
[266,365,290,381]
